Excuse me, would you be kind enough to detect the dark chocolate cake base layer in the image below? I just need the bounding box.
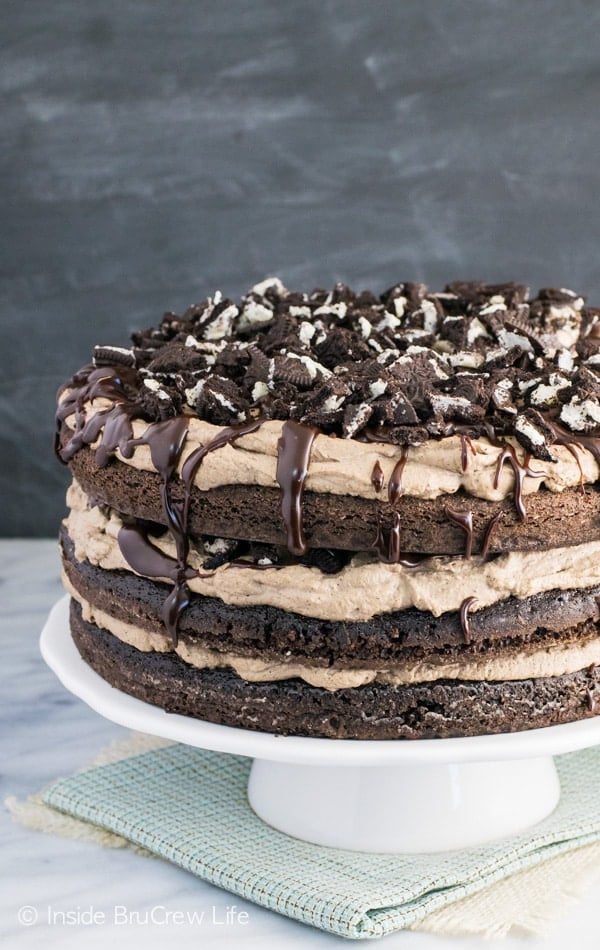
[64,437,600,555]
[69,599,600,739]
[61,524,600,663]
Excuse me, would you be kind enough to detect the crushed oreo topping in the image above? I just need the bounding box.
[201,536,240,570]
[86,279,600,459]
[304,548,350,575]
[199,534,345,574]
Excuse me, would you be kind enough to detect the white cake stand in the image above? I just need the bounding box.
[41,597,600,854]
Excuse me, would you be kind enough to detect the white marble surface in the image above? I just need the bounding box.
[2,539,600,949]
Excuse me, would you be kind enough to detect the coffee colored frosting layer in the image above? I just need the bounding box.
[60,401,599,502]
[66,480,600,622]
[66,581,600,690]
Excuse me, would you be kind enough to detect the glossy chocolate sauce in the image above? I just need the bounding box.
[57,366,196,641]
[372,512,425,566]
[445,507,473,559]
[459,596,478,645]
[387,510,402,563]
[275,420,318,556]
[117,524,195,581]
[370,446,411,563]
[458,433,476,473]
[161,417,264,640]
[546,418,600,493]
[362,427,398,443]
[481,511,502,560]
[181,419,263,524]
[388,446,408,507]
[370,460,385,493]
[493,444,547,522]
[55,365,142,466]
[547,419,600,466]
[116,523,217,640]
[134,417,190,564]
[56,364,265,643]
[565,443,586,491]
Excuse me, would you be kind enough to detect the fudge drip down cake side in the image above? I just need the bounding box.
[55,278,600,738]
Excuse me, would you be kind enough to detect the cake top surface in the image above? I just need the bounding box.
[75,277,600,460]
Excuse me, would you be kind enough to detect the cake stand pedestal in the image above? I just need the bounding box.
[41,597,600,854]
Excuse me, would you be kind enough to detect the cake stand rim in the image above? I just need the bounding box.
[41,595,600,767]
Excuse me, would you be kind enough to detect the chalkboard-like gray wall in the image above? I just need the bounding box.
[3,0,600,535]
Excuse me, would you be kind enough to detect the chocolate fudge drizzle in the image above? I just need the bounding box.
[547,419,600,467]
[372,514,424,566]
[373,514,391,562]
[121,416,264,642]
[445,507,473,559]
[387,511,402,564]
[370,460,385,493]
[155,417,263,640]
[56,366,190,488]
[388,446,408,507]
[55,365,142,465]
[181,418,263,523]
[275,420,318,556]
[458,433,476,473]
[493,443,547,522]
[56,363,268,643]
[481,511,502,560]
[372,446,415,564]
[387,447,408,562]
[545,418,600,493]
[116,524,198,585]
[121,415,193,642]
[459,596,478,645]
[55,364,198,642]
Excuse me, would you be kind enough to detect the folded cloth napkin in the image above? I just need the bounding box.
[35,741,600,940]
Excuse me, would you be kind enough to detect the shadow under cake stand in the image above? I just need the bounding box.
[41,596,600,854]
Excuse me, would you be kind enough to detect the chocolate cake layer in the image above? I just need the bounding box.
[64,438,600,555]
[70,599,600,739]
[61,524,600,665]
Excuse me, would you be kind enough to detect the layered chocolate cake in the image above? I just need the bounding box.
[55,277,600,738]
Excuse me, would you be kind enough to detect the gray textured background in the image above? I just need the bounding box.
[3,0,600,536]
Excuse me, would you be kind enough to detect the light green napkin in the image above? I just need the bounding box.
[42,744,600,940]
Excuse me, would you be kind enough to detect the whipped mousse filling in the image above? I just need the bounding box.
[66,579,600,690]
[66,480,600,623]
[60,400,600,503]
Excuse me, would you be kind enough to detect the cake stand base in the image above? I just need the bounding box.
[248,756,560,853]
[41,597,600,855]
